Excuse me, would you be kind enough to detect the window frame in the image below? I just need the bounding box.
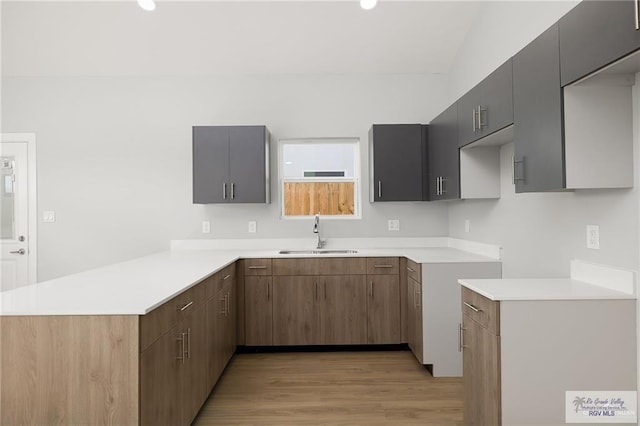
[278,137,362,220]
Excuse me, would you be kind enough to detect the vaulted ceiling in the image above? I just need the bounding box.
[1,1,482,76]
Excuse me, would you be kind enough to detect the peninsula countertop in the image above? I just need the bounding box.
[1,242,501,316]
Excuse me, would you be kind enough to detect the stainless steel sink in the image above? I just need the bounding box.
[278,249,358,255]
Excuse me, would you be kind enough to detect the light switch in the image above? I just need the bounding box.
[388,219,400,232]
[43,211,55,223]
[248,221,257,233]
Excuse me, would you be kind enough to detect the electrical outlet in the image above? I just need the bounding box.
[465,219,470,233]
[248,221,257,233]
[388,219,400,232]
[202,221,211,234]
[586,225,599,249]
[43,211,55,223]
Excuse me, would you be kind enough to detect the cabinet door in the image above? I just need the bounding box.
[228,126,268,203]
[457,86,481,147]
[462,315,501,426]
[428,103,460,200]
[206,292,224,388]
[407,278,423,362]
[193,126,229,204]
[367,275,400,344]
[370,124,424,201]
[222,280,237,367]
[559,0,640,86]
[244,276,273,346]
[140,327,181,426]
[320,275,367,345]
[479,59,513,137]
[273,276,320,345]
[181,305,209,426]
[513,24,565,193]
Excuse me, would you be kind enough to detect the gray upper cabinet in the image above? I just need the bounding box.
[193,125,270,204]
[513,24,565,193]
[559,0,640,86]
[369,124,424,202]
[457,59,514,147]
[428,103,460,201]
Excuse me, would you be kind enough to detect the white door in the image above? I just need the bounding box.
[1,141,30,291]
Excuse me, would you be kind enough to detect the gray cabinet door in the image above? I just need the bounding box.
[513,24,565,193]
[193,126,230,204]
[370,124,423,202]
[479,59,513,137]
[457,86,481,147]
[559,0,640,86]
[229,126,268,203]
[428,103,460,201]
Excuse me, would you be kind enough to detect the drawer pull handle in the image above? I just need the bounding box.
[374,264,393,268]
[407,266,416,273]
[179,301,194,311]
[463,301,482,313]
[223,274,231,280]
[248,265,267,270]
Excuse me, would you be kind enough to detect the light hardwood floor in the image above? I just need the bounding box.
[193,350,463,425]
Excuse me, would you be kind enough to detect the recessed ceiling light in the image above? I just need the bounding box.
[360,0,377,10]
[137,0,156,12]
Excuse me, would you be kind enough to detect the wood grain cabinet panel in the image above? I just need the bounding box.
[244,276,273,345]
[244,258,272,276]
[272,276,320,345]
[367,274,401,344]
[366,257,400,275]
[272,258,366,276]
[320,275,368,345]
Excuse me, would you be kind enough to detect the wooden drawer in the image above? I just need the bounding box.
[244,258,273,276]
[406,258,421,283]
[205,263,236,300]
[366,257,399,275]
[461,287,500,335]
[272,257,366,276]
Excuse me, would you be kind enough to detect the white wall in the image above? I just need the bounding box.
[2,74,450,281]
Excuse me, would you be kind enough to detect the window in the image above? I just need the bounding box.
[279,138,360,218]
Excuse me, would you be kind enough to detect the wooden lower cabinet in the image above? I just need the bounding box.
[244,276,273,345]
[366,274,400,344]
[273,276,319,345]
[180,304,209,425]
[321,275,367,345]
[462,313,500,426]
[406,277,423,362]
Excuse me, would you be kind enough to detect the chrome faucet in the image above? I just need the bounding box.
[313,213,326,249]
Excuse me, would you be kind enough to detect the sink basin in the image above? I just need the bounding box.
[278,249,358,255]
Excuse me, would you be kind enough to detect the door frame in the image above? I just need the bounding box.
[1,133,37,285]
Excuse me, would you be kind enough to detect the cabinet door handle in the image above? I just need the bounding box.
[248,265,267,270]
[459,323,468,352]
[378,181,382,198]
[635,0,639,30]
[187,328,191,359]
[315,282,318,300]
[178,301,193,312]
[513,157,525,183]
[176,333,186,364]
[220,297,226,315]
[266,281,270,300]
[374,264,393,269]
[223,274,231,280]
[440,177,446,195]
[222,182,227,200]
[463,301,482,313]
[407,266,416,273]
[472,107,477,132]
[370,281,374,298]
[477,105,486,130]
[416,290,421,308]
[231,182,235,200]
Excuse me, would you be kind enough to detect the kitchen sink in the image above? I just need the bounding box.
[278,249,358,255]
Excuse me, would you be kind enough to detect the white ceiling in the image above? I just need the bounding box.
[1,1,482,76]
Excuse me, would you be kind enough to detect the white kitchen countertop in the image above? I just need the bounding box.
[0,243,500,316]
[459,278,636,301]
